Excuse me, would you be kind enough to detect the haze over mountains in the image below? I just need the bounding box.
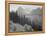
[10,4,42,15]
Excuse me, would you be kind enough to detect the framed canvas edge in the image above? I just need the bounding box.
[5,1,45,36]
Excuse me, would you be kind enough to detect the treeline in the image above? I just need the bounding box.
[9,11,31,26]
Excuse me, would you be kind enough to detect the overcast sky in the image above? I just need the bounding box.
[10,4,42,12]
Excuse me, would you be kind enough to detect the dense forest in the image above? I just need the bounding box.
[9,11,31,26]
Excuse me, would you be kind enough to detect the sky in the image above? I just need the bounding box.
[10,4,42,12]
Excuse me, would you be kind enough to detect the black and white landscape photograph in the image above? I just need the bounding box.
[9,4,43,32]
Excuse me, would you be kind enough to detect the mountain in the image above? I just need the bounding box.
[16,7,25,17]
[16,6,32,17]
[31,8,42,15]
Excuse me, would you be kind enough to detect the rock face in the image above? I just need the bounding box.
[10,21,33,32]
[10,21,15,32]
[14,23,25,32]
